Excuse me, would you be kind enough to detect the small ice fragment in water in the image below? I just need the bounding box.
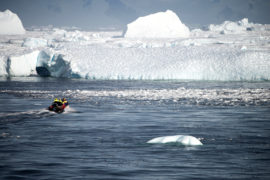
[147,135,203,146]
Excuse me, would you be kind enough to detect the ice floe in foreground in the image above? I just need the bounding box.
[147,135,203,146]
[0,10,25,35]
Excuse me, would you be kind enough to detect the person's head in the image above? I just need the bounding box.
[62,98,67,102]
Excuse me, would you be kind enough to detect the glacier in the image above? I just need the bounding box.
[0,10,270,81]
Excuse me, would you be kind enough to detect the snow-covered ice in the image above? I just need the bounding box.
[124,10,190,38]
[22,38,48,48]
[0,10,270,81]
[147,135,203,146]
[208,18,267,34]
[0,10,25,35]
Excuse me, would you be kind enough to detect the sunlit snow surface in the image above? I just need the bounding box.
[0,19,270,81]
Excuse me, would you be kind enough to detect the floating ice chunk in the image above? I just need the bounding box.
[239,18,249,26]
[124,10,190,38]
[65,30,89,41]
[22,38,48,48]
[0,9,25,35]
[7,51,39,76]
[208,18,254,34]
[53,28,67,36]
[52,29,89,42]
[181,39,201,46]
[92,33,100,38]
[147,135,203,146]
[191,29,205,37]
[241,46,247,50]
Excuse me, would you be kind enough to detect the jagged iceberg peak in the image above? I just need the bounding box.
[0,9,25,35]
[124,10,190,38]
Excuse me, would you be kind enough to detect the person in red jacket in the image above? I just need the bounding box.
[60,98,69,110]
[48,98,68,113]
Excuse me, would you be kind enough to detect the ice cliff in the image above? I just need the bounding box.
[0,10,25,35]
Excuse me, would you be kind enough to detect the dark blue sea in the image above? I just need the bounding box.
[0,77,270,180]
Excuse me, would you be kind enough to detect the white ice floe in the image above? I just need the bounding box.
[147,135,203,146]
[0,10,25,35]
[124,10,190,38]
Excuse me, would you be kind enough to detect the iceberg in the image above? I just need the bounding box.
[58,44,270,81]
[0,11,269,81]
[0,10,25,35]
[208,18,263,34]
[124,10,190,38]
[147,135,203,146]
[1,37,270,80]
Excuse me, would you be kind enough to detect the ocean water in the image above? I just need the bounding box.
[0,77,270,180]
